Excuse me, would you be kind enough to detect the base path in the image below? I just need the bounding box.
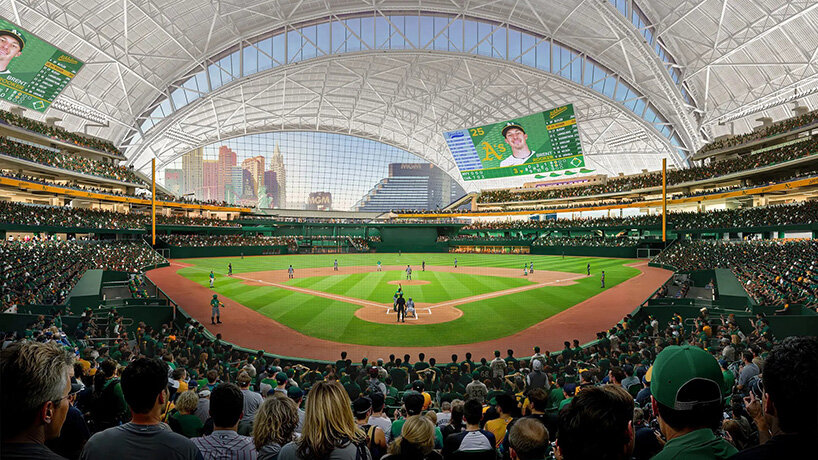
[147,261,671,361]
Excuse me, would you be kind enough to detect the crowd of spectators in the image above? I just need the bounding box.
[462,215,661,230]
[0,171,246,210]
[0,201,239,230]
[0,236,165,310]
[0,137,145,184]
[160,234,297,249]
[476,137,818,205]
[653,239,818,309]
[3,290,815,460]
[531,236,641,247]
[0,110,122,156]
[454,200,818,235]
[450,234,535,242]
[670,200,818,230]
[697,109,818,156]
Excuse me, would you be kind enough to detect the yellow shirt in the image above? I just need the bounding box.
[485,416,512,448]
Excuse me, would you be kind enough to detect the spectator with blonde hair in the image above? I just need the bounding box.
[278,380,371,459]
[384,415,442,460]
[169,391,204,438]
[253,396,299,460]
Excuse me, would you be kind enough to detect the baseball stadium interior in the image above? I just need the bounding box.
[1,2,817,460]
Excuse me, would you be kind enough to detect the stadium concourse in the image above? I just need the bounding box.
[2,1,818,460]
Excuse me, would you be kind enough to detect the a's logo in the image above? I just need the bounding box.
[57,55,79,64]
[549,106,568,119]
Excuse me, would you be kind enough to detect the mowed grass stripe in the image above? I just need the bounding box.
[176,254,641,346]
[178,253,615,275]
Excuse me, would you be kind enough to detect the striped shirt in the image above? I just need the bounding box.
[191,430,257,460]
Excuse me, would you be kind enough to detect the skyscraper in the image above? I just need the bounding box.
[217,146,238,202]
[202,160,218,201]
[181,148,203,195]
[269,143,287,208]
[241,155,265,197]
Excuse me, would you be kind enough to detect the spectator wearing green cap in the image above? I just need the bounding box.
[465,371,488,404]
[0,28,25,74]
[650,345,737,459]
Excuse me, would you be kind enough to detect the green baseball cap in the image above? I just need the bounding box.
[0,29,26,50]
[651,345,724,410]
[502,122,525,138]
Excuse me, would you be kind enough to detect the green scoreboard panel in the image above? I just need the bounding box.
[0,18,84,112]
[444,104,587,181]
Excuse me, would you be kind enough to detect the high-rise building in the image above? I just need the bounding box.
[225,166,243,203]
[202,160,218,201]
[241,155,265,196]
[241,169,255,199]
[355,163,465,212]
[217,146,238,201]
[269,143,286,208]
[181,148,203,195]
[263,170,279,207]
[164,169,184,195]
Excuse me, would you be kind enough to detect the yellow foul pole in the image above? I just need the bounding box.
[152,158,156,246]
[662,158,667,242]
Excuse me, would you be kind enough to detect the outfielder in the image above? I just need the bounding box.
[209,270,215,288]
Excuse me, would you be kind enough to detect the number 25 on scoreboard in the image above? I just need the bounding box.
[470,127,485,137]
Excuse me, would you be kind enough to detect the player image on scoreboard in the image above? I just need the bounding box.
[0,18,84,112]
[443,104,589,181]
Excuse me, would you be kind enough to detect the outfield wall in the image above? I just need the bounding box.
[160,245,289,259]
[530,246,638,258]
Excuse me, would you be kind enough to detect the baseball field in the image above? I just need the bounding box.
[159,253,648,349]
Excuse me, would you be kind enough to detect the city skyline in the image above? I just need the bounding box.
[158,132,447,210]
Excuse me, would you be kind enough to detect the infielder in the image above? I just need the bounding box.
[377,261,382,271]
[227,263,232,276]
[422,261,425,271]
[288,265,294,279]
[587,263,591,276]
[601,270,606,288]
[454,258,458,268]
[406,265,412,280]
[334,259,338,271]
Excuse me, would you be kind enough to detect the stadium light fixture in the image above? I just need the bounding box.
[716,82,818,125]
[165,127,203,145]
[606,130,649,148]
[50,97,109,125]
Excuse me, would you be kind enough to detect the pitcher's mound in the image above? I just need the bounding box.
[387,280,430,286]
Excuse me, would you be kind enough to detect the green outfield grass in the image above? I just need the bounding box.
[175,253,640,346]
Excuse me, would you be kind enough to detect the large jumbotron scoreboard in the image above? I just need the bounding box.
[444,104,586,181]
[0,17,84,112]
